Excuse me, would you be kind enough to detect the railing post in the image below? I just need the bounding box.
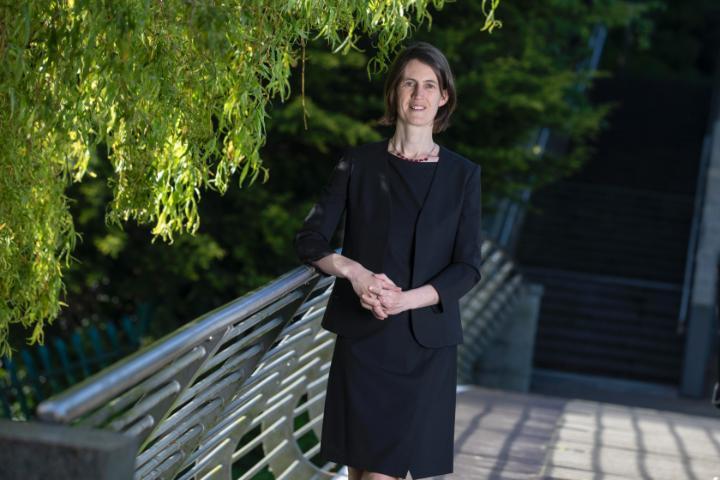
[469,282,544,392]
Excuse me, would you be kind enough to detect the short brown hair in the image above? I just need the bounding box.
[378,41,457,133]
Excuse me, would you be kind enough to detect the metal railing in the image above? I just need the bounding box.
[713,257,720,409]
[678,55,720,334]
[678,133,713,333]
[35,239,523,480]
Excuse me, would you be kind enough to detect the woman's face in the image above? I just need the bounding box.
[395,59,449,130]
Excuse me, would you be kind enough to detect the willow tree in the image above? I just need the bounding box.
[0,1,502,355]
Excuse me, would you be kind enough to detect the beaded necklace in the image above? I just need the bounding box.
[388,140,439,162]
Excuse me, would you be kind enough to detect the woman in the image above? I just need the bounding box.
[294,41,482,480]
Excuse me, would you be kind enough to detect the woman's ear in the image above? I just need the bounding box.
[439,89,449,107]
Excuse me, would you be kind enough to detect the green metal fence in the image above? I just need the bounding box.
[0,304,152,420]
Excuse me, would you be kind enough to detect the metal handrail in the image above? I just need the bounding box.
[677,133,712,334]
[35,239,525,480]
[678,52,720,334]
[37,267,320,423]
[713,256,720,409]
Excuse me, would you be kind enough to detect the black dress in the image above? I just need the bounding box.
[319,151,457,479]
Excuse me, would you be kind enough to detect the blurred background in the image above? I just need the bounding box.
[2,0,719,423]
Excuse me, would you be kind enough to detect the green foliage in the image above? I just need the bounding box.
[0,0,503,355]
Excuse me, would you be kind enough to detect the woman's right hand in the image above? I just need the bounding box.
[349,268,401,320]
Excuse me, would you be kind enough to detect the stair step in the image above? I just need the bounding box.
[525,201,694,221]
[535,327,683,356]
[536,290,680,319]
[537,313,679,341]
[533,336,683,369]
[520,247,688,268]
[533,348,681,384]
[521,258,683,283]
[519,220,691,244]
[533,181,695,203]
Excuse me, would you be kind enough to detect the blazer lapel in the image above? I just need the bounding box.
[412,143,452,286]
[363,139,392,273]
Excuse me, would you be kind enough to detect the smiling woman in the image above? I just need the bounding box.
[379,47,457,136]
[386,60,448,163]
[294,42,482,480]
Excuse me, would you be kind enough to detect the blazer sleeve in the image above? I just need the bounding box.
[293,150,353,277]
[426,164,482,313]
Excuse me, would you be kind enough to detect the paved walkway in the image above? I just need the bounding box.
[431,385,720,479]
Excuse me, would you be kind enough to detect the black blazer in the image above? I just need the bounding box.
[294,138,482,348]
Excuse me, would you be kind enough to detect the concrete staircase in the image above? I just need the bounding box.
[514,74,711,388]
[516,181,691,384]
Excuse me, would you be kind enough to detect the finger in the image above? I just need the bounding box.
[374,284,400,297]
[375,277,402,292]
[374,273,399,287]
[376,295,389,308]
[364,300,385,315]
[368,285,383,296]
[371,301,383,314]
[362,293,381,306]
[373,304,388,319]
[381,283,402,293]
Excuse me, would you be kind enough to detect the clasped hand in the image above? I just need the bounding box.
[351,270,410,320]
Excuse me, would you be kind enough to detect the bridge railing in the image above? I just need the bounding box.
[31,239,523,480]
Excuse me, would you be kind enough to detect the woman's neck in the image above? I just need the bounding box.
[390,125,435,157]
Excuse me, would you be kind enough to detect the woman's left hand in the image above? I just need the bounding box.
[375,288,414,315]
